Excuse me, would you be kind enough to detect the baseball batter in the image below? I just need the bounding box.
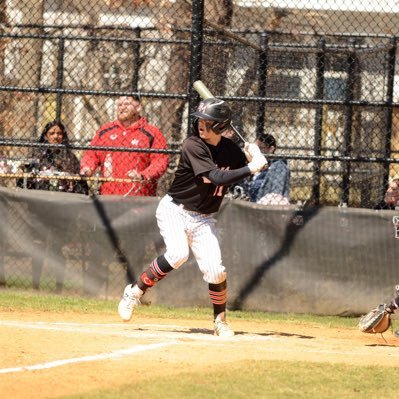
[118,98,267,337]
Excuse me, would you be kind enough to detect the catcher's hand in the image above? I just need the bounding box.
[358,304,392,334]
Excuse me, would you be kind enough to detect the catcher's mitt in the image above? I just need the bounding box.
[358,304,392,334]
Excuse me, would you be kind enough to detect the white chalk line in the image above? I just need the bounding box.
[0,320,276,342]
[0,341,177,375]
[1,320,398,375]
[0,320,246,375]
[2,320,395,362]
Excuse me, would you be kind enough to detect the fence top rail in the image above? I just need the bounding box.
[6,23,399,40]
[2,86,399,107]
[0,32,188,45]
[0,28,396,54]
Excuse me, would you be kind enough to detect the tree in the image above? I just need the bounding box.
[12,0,45,140]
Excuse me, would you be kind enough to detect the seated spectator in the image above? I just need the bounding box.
[80,95,169,196]
[232,133,290,205]
[16,120,88,292]
[375,178,399,210]
[19,120,88,195]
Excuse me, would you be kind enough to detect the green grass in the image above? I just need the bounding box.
[0,288,358,328]
[2,288,399,399]
[60,361,399,399]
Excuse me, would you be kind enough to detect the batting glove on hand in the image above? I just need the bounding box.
[243,142,262,162]
[243,142,252,162]
[248,152,267,174]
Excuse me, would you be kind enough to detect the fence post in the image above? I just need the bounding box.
[255,32,269,138]
[187,0,205,137]
[383,37,397,192]
[341,41,356,205]
[312,37,326,206]
[131,27,142,93]
[56,37,65,121]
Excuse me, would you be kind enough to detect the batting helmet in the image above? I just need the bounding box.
[191,98,231,134]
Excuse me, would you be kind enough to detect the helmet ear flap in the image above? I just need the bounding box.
[192,118,230,135]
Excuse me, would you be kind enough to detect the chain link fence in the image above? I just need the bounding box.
[1,0,399,293]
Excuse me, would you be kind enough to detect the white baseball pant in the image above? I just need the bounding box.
[155,194,226,284]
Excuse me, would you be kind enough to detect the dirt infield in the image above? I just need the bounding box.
[1,311,398,399]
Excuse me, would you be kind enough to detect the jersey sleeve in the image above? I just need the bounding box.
[140,126,169,181]
[207,166,251,186]
[183,138,217,177]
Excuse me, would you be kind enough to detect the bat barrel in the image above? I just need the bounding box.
[193,80,214,99]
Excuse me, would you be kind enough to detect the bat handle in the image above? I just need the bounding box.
[230,124,246,144]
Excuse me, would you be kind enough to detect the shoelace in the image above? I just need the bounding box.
[127,296,141,309]
[123,292,137,308]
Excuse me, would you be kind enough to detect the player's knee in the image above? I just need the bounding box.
[204,268,226,285]
[164,251,189,269]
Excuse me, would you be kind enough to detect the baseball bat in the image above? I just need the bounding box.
[193,80,246,144]
[193,80,214,100]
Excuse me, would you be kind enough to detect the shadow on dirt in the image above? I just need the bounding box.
[137,326,315,339]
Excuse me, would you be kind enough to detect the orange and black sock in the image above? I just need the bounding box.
[136,255,174,293]
[209,280,227,319]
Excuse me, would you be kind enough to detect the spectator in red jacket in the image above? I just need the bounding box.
[80,96,169,196]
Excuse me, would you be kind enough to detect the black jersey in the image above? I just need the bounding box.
[168,135,247,213]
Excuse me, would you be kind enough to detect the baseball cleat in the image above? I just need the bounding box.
[214,317,235,337]
[118,284,141,322]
